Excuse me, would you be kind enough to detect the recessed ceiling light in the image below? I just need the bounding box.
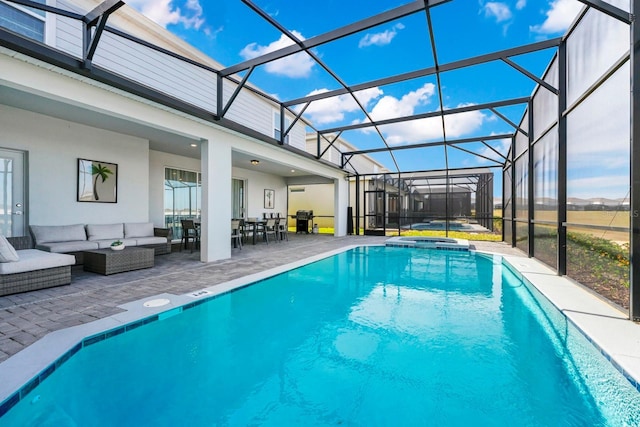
[190,143,198,147]
[291,169,296,173]
[250,159,260,165]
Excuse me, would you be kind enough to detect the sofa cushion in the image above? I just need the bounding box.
[36,241,99,253]
[95,238,138,249]
[124,222,154,238]
[0,249,75,275]
[31,224,87,244]
[86,223,124,241]
[0,235,19,262]
[135,236,168,246]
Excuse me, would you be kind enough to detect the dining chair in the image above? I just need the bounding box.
[246,218,264,244]
[276,217,288,241]
[239,218,250,243]
[231,219,242,249]
[263,218,278,244]
[180,219,200,253]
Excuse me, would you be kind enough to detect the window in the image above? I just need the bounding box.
[232,178,245,218]
[164,168,201,240]
[274,111,290,144]
[0,0,46,43]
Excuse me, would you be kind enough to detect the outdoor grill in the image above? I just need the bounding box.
[296,210,314,233]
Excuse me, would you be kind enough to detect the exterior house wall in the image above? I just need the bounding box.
[0,1,350,259]
[94,32,218,113]
[288,185,335,229]
[52,0,306,149]
[0,104,150,226]
[55,0,83,57]
[232,167,287,219]
[223,81,276,140]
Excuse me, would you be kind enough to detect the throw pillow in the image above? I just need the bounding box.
[0,235,19,262]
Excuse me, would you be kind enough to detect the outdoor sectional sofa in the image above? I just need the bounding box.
[0,235,75,296]
[30,222,172,264]
[0,223,172,297]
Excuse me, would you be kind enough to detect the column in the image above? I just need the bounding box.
[201,138,232,262]
[334,176,349,236]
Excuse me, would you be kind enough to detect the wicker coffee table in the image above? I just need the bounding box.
[83,247,154,275]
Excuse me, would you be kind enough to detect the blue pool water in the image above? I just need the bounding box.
[1,247,640,426]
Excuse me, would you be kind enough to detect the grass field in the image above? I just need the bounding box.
[308,210,630,242]
[535,210,630,243]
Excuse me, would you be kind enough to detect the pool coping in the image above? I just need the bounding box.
[497,253,640,390]
[1,244,639,413]
[385,235,470,250]
[0,245,362,409]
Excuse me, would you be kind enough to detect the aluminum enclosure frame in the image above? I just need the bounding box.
[0,0,638,319]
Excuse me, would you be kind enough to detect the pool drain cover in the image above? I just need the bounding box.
[143,298,171,308]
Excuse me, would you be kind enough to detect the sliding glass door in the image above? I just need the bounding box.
[164,168,201,240]
[232,178,246,219]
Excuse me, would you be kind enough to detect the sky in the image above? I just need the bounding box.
[123,0,599,198]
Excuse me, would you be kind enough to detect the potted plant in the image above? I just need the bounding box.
[110,240,125,251]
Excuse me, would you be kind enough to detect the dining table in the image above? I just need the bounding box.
[243,218,267,245]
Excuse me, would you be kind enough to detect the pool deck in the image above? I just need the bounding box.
[0,234,639,402]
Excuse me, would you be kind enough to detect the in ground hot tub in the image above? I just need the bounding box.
[385,236,470,251]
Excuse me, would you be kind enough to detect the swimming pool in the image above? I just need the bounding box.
[1,247,639,425]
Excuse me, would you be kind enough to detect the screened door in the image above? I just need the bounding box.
[364,190,385,236]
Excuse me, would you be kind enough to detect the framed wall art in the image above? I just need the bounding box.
[264,188,275,209]
[77,158,118,203]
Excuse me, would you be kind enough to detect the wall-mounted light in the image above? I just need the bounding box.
[250,159,260,165]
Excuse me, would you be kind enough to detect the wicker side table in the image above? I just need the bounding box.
[83,247,154,275]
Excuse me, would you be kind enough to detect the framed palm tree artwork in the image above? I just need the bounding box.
[264,189,274,209]
[77,158,118,203]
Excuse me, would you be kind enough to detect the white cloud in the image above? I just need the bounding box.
[203,25,223,39]
[476,136,511,164]
[530,0,583,34]
[301,87,383,124]
[483,2,512,23]
[360,85,486,145]
[443,105,486,136]
[240,31,315,78]
[128,0,205,29]
[301,83,487,144]
[516,0,527,10]
[368,83,436,122]
[375,110,487,145]
[359,23,405,48]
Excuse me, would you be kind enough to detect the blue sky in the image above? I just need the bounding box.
[126,0,584,188]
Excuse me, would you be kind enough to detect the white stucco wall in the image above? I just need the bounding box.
[288,184,334,225]
[232,166,287,219]
[0,104,150,226]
